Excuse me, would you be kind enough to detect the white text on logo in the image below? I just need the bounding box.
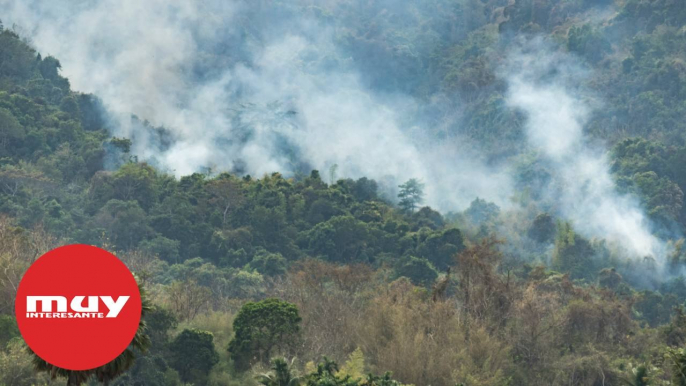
[26,296,130,318]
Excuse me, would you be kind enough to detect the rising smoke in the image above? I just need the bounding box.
[0,0,670,262]
[1,0,513,211]
[503,38,665,263]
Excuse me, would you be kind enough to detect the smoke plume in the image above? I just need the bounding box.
[503,39,664,262]
[1,1,671,263]
[1,0,513,211]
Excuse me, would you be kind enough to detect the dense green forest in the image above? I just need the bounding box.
[3,0,686,385]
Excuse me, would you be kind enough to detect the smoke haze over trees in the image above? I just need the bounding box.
[2,0,686,384]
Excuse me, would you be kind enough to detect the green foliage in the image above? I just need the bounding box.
[304,216,371,263]
[632,171,683,224]
[396,256,438,287]
[411,207,445,230]
[464,198,500,225]
[611,138,686,227]
[4,1,686,383]
[528,213,555,244]
[0,340,50,386]
[666,348,686,386]
[256,357,303,386]
[228,298,302,371]
[169,328,219,384]
[145,307,178,348]
[109,137,132,153]
[95,199,151,249]
[249,249,288,277]
[567,24,611,64]
[598,268,623,291]
[634,289,679,327]
[0,314,19,348]
[305,358,355,386]
[111,355,184,386]
[348,177,378,202]
[0,107,24,154]
[397,179,424,213]
[337,348,366,381]
[661,306,686,347]
[552,223,596,280]
[630,364,651,386]
[303,357,405,386]
[140,235,180,263]
[415,227,465,270]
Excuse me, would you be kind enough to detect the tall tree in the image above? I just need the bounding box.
[206,174,245,226]
[168,329,219,384]
[397,179,424,213]
[228,298,302,371]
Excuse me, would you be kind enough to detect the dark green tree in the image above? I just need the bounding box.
[411,207,445,230]
[0,314,19,349]
[94,200,150,249]
[351,177,378,202]
[305,358,356,386]
[396,256,438,287]
[144,307,178,349]
[303,358,403,386]
[110,163,158,210]
[249,249,288,277]
[415,228,465,271]
[623,364,650,386]
[305,216,370,263]
[397,179,424,213]
[464,198,500,225]
[528,213,555,244]
[228,298,301,371]
[598,268,623,290]
[0,107,24,156]
[168,329,219,384]
[552,223,596,280]
[256,357,303,386]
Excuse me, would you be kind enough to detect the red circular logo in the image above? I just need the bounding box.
[15,244,142,370]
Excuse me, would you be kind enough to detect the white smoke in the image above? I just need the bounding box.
[1,0,513,211]
[2,1,668,262]
[503,39,664,262]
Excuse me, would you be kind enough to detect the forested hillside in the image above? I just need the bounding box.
[2,0,686,385]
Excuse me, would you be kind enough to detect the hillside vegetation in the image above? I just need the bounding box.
[2,0,686,385]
